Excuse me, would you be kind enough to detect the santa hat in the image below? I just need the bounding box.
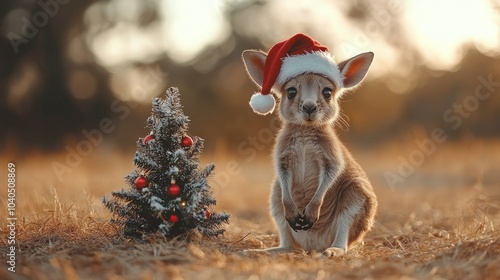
[250,33,343,115]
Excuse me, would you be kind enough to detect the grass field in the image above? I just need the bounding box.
[2,139,500,280]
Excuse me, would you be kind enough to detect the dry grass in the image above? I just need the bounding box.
[2,140,500,280]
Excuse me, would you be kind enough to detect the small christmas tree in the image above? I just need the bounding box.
[103,87,229,240]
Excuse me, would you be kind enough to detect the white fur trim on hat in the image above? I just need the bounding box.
[249,93,276,115]
[276,51,343,88]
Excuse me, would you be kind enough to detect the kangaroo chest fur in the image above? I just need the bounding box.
[285,134,322,210]
[275,125,343,210]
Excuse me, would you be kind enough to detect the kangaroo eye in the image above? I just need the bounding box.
[322,87,332,100]
[287,87,297,99]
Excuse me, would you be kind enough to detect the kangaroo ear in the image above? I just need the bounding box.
[242,50,267,87]
[338,52,374,88]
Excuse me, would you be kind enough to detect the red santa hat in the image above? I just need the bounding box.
[249,33,343,115]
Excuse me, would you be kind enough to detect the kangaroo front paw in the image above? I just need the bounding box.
[299,212,317,231]
[286,213,316,231]
[284,202,304,232]
[301,204,320,230]
[286,214,306,232]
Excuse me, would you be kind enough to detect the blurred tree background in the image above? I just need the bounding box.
[1,0,499,154]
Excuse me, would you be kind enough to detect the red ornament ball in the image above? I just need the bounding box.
[144,134,154,144]
[167,184,181,198]
[180,136,193,148]
[168,214,179,223]
[205,209,211,219]
[134,176,148,189]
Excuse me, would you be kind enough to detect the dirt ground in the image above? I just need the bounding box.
[1,140,500,280]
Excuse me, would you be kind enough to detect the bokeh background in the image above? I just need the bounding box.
[1,0,500,196]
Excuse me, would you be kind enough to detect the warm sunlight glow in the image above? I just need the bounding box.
[86,0,499,72]
[404,0,500,69]
[90,22,164,67]
[160,0,231,63]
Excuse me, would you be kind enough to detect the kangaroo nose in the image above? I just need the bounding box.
[303,104,317,115]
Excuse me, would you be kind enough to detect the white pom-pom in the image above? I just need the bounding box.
[249,93,276,115]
